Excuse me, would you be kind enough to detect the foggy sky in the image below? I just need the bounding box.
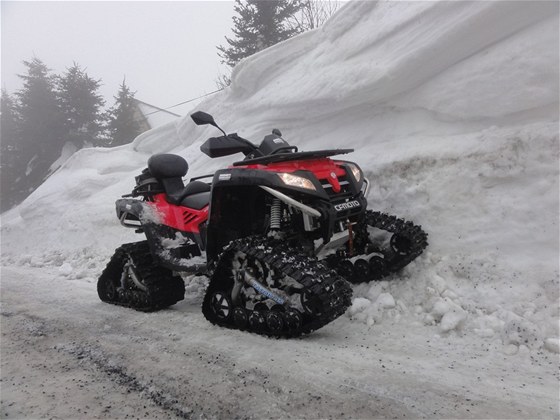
[1,1,234,116]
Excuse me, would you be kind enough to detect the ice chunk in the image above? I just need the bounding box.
[58,263,73,276]
[544,338,560,354]
[440,308,467,332]
[501,319,543,350]
[375,293,396,309]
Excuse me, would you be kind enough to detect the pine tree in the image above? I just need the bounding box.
[218,0,303,68]
[14,57,65,199]
[0,89,20,151]
[107,80,143,147]
[16,58,65,161]
[57,63,106,148]
[0,90,23,211]
[3,57,111,211]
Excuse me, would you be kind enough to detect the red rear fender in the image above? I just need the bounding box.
[148,194,209,233]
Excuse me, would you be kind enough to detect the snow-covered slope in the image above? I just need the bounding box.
[2,1,558,354]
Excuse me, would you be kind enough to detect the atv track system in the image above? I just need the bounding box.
[325,210,429,283]
[97,241,185,311]
[202,236,353,338]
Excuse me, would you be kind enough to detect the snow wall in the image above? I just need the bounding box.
[2,1,559,352]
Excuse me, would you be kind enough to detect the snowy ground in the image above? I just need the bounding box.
[1,1,559,418]
[2,265,558,419]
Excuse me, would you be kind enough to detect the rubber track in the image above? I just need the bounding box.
[330,210,428,282]
[367,210,428,271]
[202,236,353,338]
[97,241,185,311]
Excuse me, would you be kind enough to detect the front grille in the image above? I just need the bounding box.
[320,174,352,198]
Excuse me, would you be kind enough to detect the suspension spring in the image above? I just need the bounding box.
[270,199,282,230]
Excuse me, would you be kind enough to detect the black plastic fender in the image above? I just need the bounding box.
[115,198,148,228]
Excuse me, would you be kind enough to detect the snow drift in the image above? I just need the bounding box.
[2,1,558,352]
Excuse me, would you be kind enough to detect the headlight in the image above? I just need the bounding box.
[347,163,362,182]
[277,173,316,190]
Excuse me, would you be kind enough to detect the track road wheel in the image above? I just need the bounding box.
[209,291,233,322]
[285,309,303,332]
[368,256,387,281]
[249,311,266,332]
[390,233,413,256]
[233,307,248,329]
[337,260,355,279]
[353,259,370,283]
[301,290,323,315]
[266,311,285,333]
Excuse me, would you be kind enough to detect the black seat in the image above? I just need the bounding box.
[148,154,188,198]
[148,154,188,179]
[146,153,211,206]
[168,181,211,205]
[179,191,211,210]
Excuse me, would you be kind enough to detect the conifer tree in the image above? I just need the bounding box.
[107,80,143,147]
[57,63,105,148]
[2,57,112,210]
[0,89,20,151]
[16,58,65,161]
[13,57,65,200]
[218,0,302,68]
[0,90,23,211]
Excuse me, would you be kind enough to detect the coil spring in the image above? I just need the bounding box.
[270,199,282,230]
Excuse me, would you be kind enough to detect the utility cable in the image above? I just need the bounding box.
[140,88,224,118]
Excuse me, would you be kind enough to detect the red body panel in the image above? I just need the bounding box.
[148,193,208,233]
[146,158,346,233]
[234,158,347,192]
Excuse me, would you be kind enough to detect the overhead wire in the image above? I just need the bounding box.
[139,88,224,119]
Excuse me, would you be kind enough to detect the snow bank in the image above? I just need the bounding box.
[2,1,558,352]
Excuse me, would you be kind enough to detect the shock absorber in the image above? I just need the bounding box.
[270,199,282,230]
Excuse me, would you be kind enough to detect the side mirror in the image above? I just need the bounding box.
[191,111,217,126]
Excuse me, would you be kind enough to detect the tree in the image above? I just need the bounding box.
[0,89,20,151]
[0,90,23,211]
[57,63,105,148]
[215,71,232,89]
[12,57,66,201]
[107,79,143,147]
[1,57,111,211]
[16,57,65,161]
[218,0,303,68]
[287,0,340,31]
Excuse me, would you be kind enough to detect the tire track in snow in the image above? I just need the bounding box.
[55,342,194,419]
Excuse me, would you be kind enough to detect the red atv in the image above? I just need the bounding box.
[97,111,427,337]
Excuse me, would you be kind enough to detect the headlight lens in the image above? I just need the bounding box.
[347,163,362,182]
[277,173,316,190]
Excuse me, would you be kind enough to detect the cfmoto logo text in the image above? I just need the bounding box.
[334,200,360,212]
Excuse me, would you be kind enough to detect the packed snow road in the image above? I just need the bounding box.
[1,265,557,419]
